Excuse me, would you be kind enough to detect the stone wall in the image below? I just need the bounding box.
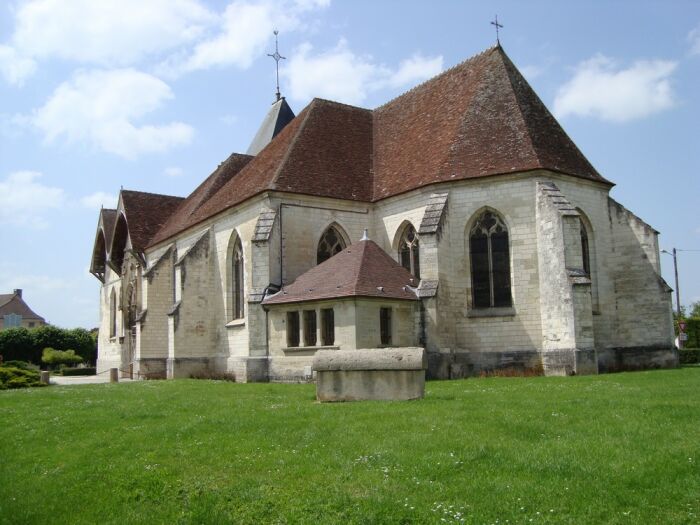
[101,169,675,381]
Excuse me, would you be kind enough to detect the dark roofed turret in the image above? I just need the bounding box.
[246,97,295,155]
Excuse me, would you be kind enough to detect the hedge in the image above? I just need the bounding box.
[59,367,97,376]
[679,348,700,365]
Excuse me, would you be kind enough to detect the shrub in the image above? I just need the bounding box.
[59,367,97,376]
[0,366,45,389]
[41,348,83,369]
[1,360,39,371]
[679,348,700,364]
[0,325,98,366]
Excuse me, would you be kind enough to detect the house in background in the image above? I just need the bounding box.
[0,289,46,330]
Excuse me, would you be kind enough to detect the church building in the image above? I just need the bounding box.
[90,45,676,381]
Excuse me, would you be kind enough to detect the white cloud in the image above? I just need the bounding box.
[161,0,329,76]
[11,0,213,66]
[553,55,677,123]
[0,45,36,86]
[163,167,185,177]
[0,0,330,84]
[0,171,65,228]
[689,26,700,56]
[386,54,444,89]
[32,69,194,158]
[284,40,443,105]
[81,191,117,209]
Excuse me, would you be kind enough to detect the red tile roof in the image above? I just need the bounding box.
[150,153,253,245]
[0,293,45,321]
[372,46,606,199]
[264,240,418,305]
[101,208,117,248]
[140,45,608,248]
[120,190,185,251]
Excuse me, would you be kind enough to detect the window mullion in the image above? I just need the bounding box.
[487,234,494,307]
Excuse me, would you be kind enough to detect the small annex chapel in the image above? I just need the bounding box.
[90,44,676,382]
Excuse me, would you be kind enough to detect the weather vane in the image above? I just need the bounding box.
[267,30,286,101]
[490,15,503,45]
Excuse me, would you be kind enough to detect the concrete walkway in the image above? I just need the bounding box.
[50,375,136,386]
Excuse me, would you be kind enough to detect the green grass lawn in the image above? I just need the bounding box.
[1,369,699,524]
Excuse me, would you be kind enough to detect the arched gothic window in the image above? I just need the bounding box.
[109,289,117,338]
[317,226,346,264]
[580,222,590,276]
[470,210,511,308]
[232,237,244,319]
[399,224,420,279]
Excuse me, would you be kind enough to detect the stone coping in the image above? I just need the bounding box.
[313,347,426,372]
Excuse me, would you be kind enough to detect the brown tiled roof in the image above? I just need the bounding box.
[101,208,117,247]
[120,190,184,251]
[372,45,607,199]
[148,100,372,247]
[150,153,253,245]
[145,45,607,247]
[264,240,418,305]
[0,293,45,321]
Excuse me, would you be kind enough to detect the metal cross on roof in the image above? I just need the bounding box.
[267,30,286,101]
[490,15,503,45]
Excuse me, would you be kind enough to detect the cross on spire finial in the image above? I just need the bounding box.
[267,30,286,101]
[490,15,503,45]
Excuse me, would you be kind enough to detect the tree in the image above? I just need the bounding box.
[689,301,700,319]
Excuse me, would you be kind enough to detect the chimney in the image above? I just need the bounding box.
[13,289,22,298]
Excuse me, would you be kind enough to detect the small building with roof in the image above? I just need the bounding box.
[89,44,676,381]
[0,289,46,330]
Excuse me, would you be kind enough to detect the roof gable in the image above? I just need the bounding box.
[264,240,418,304]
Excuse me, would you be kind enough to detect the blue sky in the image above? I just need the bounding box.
[1,0,698,327]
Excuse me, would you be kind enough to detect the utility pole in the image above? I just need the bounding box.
[662,248,682,348]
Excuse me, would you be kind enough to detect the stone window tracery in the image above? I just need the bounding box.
[232,237,244,320]
[317,226,346,264]
[398,224,420,279]
[109,289,117,338]
[380,307,392,346]
[580,222,590,276]
[470,210,512,308]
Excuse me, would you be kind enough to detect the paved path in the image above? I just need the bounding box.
[50,375,136,386]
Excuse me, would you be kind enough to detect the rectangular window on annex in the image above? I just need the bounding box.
[287,311,300,347]
[303,310,317,346]
[321,308,334,346]
[380,307,392,346]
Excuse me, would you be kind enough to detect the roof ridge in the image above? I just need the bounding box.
[374,45,498,112]
[349,241,371,295]
[270,100,316,189]
[310,97,372,112]
[121,189,185,200]
[496,47,542,168]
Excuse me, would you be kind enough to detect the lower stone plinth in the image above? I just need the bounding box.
[166,357,210,379]
[597,346,678,373]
